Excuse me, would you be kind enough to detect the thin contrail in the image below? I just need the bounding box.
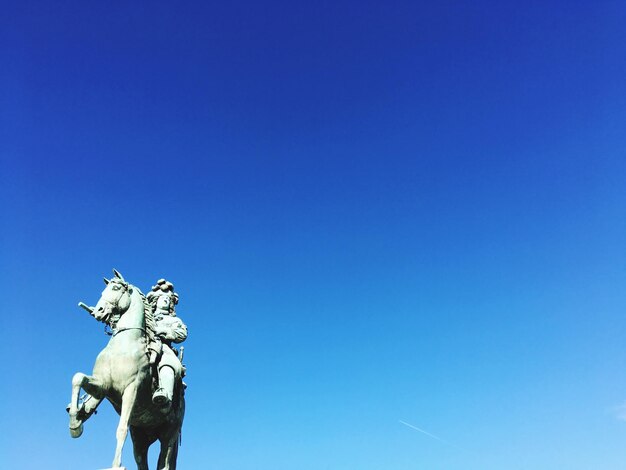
[399,419,450,445]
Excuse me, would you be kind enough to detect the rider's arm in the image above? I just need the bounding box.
[156,317,188,343]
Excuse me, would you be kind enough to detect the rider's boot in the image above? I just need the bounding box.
[152,365,175,408]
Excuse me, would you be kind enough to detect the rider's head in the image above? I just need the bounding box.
[147,279,179,315]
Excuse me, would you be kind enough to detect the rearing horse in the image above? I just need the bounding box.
[68,270,185,470]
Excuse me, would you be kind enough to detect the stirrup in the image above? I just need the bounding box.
[152,387,171,406]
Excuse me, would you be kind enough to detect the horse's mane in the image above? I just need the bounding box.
[132,285,157,343]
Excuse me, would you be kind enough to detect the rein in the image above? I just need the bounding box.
[112,327,146,337]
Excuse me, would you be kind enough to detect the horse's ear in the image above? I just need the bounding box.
[112,269,125,281]
[103,277,110,285]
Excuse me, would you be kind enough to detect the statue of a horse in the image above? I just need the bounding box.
[68,270,185,470]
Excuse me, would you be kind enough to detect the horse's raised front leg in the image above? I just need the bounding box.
[112,382,138,468]
[66,393,103,423]
[81,393,104,419]
[69,372,105,438]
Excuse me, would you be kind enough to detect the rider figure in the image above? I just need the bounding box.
[147,279,187,408]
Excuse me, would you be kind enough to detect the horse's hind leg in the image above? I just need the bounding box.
[68,373,104,438]
[157,432,180,470]
[130,426,154,470]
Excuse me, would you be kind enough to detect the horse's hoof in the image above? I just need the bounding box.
[69,423,83,438]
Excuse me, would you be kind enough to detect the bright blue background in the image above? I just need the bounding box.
[2,2,626,469]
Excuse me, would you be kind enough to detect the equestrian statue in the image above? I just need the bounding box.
[68,270,188,470]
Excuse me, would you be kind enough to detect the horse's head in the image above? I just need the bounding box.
[92,269,133,324]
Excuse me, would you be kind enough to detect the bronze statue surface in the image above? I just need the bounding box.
[68,270,187,470]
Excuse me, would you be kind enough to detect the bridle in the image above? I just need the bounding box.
[100,280,141,337]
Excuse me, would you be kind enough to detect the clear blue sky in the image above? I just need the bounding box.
[2,2,626,469]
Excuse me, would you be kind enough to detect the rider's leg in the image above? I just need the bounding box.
[152,365,175,406]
